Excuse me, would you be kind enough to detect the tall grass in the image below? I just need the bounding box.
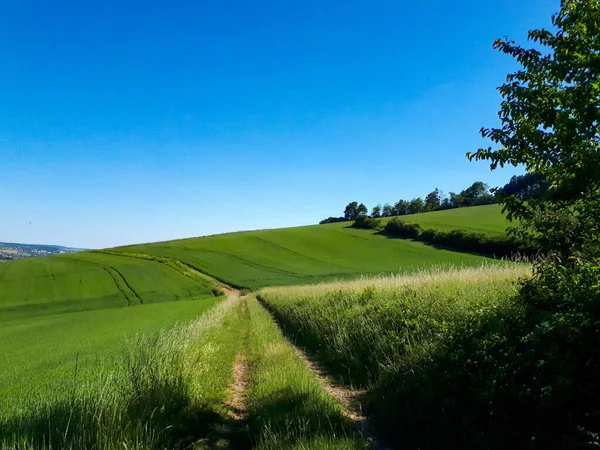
[258,264,535,448]
[258,264,531,387]
[0,296,248,449]
[245,297,367,450]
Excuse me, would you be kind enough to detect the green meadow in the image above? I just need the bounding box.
[1,205,529,449]
[116,205,510,290]
[0,252,223,425]
[378,203,510,235]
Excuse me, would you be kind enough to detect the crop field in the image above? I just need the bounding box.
[116,205,508,290]
[1,205,528,449]
[378,204,510,236]
[0,251,224,444]
[0,252,217,320]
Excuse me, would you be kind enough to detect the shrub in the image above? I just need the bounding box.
[383,219,534,257]
[353,215,381,230]
[384,219,422,238]
[319,217,346,224]
[367,258,600,449]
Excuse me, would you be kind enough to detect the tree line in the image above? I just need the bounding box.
[320,172,548,224]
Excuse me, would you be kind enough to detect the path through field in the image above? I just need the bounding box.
[258,302,390,450]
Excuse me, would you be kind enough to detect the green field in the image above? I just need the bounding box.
[379,204,510,236]
[0,252,223,428]
[258,264,530,447]
[1,204,525,449]
[116,205,509,290]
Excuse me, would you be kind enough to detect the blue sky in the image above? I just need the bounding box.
[1,0,558,248]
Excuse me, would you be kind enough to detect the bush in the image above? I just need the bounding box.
[383,219,534,257]
[384,219,422,238]
[367,259,600,449]
[353,215,381,230]
[319,217,346,224]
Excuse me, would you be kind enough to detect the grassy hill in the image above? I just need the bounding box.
[1,204,525,448]
[117,205,509,290]
[0,251,216,320]
[378,204,510,236]
[0,252,222,420]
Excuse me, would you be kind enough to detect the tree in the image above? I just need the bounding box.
[382,203,394,217]
[424,188,441,211]
[458,181,493,206]
[357,203,368,217]
[468,0,600,260]
[407,198,424,215]
[448,192,464,208]
[343,202,359,220]
[440,196,453,210]
[393,199,409,216]
[371,204,382,218]
[461,3,600,444]
[496,172,549,201]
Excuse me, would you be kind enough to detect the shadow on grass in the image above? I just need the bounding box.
[1,339,251,450]
[373,229,504,259]
[257,298,362,388]
[0,380,250,450]
[247,386,360,450]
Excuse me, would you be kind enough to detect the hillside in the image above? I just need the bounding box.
[0,251,223,414]
[0,203,520,448]
[117,204,509,289]
[378,204,510,236]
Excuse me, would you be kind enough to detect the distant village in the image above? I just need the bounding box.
[0,242,81,260]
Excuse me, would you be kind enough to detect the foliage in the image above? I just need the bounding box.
[371,204,382,218]
[319,216,346,224]
[393,199,410,215]
[330,179,498,223]
[353,215,381,229]
[468,0,600,262]
[496,172,549,201]
[407,197,425,214]
[368,258,600,449]
[383,216,533,257]
[384,218,422,238]
[424,188,442,211]
[443,0,600,446]
[382,203,394,217]
[343,202,368,220]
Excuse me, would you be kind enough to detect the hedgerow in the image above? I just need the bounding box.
[383,218,535,257]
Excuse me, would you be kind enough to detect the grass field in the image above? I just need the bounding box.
[258,264,530,447]
[379,204,509,236]
[0,252,217,321]
[115,205,509,290]
[246,296,366,450]
[0,250,224,446]
[1,204,524,448]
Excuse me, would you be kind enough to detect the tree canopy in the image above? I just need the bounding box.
[468,0,600,260]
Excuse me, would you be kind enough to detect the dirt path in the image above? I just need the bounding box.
[212,291,252,449]
[263,307,390,450]
[223,294,250,422]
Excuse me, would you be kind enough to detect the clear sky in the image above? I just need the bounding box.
[1,0,558,249]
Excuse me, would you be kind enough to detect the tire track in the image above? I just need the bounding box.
[109,266,143,305]
[102,267,133,306]
[95,250,239,294]
[257,298,390,450]
[63,253,144,305]
[248,235,347,268]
